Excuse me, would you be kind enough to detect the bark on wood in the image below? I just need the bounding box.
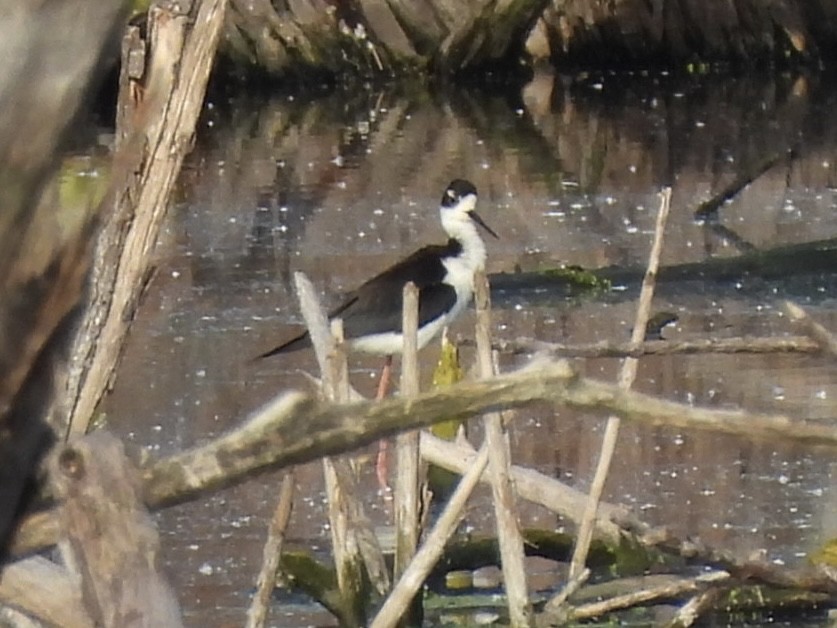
[223,0,549,78]
[537,0,837,68]
[489,335,822,359]
[419,434,631,544]
[474,272,532,626]
[0,0,129,552]
[245,472,295,628]
[371,446,490,628]
[393,283,421,624]
[568,187,671,581]
[64,0,228,437]
[0,556,93,628]
[12,355,837,558]
[50,432,182,627]
[295,273,390,621]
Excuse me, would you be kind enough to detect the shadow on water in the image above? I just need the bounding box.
[103,70,837,626]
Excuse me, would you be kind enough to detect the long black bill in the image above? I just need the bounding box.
[469,210,499,239]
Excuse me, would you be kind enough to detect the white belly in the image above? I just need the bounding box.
[348,258,478,356]
[348,313,452,355]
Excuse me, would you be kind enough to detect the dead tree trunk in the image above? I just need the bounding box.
[63,0,228,438]
[223,0,550,78]
[0,0,129,553]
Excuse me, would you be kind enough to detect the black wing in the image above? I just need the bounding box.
[256,241,460,357]
[339,241,460,339]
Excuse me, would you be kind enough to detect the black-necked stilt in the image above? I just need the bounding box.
[258,178,498,361]
[258,179,497,488]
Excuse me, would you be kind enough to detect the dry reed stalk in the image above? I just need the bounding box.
[489,335,821,358]
[245,472,295,628]
[475,271,532,626]
[570,571,729,622]
[370,445,490,628]
[565,187,673,583]
[664,585,726,628]
[393,283,421,619]
[295,274,388,620]
[17,354,837,558]
[420,434,632,542]
[783,300,837,359]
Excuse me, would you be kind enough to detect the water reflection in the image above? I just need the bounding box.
[105,70,837,626]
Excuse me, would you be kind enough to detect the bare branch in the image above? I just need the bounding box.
[783,300,837,359]
[488,335,821,358]
[13,357,837,557]
[569,186,672,579]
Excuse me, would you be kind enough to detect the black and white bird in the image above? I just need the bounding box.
[257,178,498,361]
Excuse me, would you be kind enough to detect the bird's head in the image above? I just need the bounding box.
[440,179,499,240]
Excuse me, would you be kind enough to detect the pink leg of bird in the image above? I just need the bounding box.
[375,355,394,492]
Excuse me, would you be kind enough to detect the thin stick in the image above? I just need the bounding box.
[394,283,420,581]
[664,586,725,628]
[18,357,837,558]
[568,571,729,621]
[545,568,590,613]
[567,187,672,581]
[296,274,388,618]
[783,300,837,359]
[475,271,532,626]
[420,434,633,542]
[369,445,490,628]
[486,335,821,358]
[245,472,295,628]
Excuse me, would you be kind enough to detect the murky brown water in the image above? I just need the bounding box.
[102,70,837,626]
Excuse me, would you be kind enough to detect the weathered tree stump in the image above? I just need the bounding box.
[51,431,182,627]
[222,0,550,78]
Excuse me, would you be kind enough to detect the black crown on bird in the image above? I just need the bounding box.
[257,178,497,359]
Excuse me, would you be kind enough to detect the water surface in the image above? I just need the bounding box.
[102,70,837,626]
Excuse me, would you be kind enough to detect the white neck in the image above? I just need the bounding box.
[440,203,487,274]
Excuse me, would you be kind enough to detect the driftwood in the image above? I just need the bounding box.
[51,432,182,627]
[492,236,837,299]
[419,434,631,544]
[474,272,532,626]
[12,354,837,560]
[566,572,731,623]
[784,300,837,359]
[0,0,129,552]
[371,446,490,628]
[487,335,822,358]
[222,0,836,76]
[0,556,93,628]
[296,272,390,622]
[64,0,228,437]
